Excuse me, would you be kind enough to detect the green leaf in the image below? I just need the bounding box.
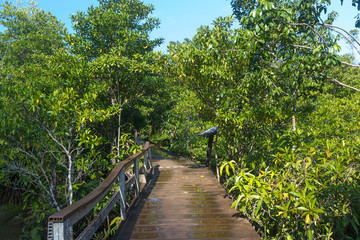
[297,207,309,211]
[30,227,42,240]
[307,229,313,239]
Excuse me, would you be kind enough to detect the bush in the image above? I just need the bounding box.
[222,128,360,239]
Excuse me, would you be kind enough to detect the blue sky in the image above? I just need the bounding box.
[327,1,360,57]
[8,0,234,52]
[141,0,234,51]
[1,0,360,55]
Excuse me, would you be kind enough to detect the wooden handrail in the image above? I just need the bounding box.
[48,152,142,223]
[47,142,153,240]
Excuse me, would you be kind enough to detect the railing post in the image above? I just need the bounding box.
[143,154,148,182]
[51,220,71,240]
[135,157,140,197]
[144,151,150,170]
[148,145,153,168]
[119,168,126,220]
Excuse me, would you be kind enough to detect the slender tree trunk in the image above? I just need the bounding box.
[117,103,122,157]
[292,88,298,132]
[292,87,298,151]
[52,167,57,200]
[292,95,297,132]
[292,115,296,132]
[67,154,73,205]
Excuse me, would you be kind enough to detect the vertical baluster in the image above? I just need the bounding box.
[51,220,70,240]
[148,145,153,169]
[48,221,53,240]
[143,152,148,182]
[144,150,150,170]
[119,168,126,220]
[135,157,140,197]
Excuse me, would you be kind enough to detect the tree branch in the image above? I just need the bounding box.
[327,76,360,92]
[41,123,69,155]
[323,24,360,57]
[323,24,360,47]
[288,23,330,49]
[290,44,360,68]
[341,61,360,68]
[290,44,313,50]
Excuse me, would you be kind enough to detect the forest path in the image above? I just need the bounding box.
[113,148,260,240]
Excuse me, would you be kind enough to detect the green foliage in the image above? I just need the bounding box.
[165,0,360,239]
[1,0,360,238]
[149,82,210,162]
[108,133,140,161]
[97,216,121,240]
[70,0,162,59]
[223,125,360,239]
[0,1,65,67]
[234,0,360,28]
[0,4,112,234]
[0,0,162,238]
[69,0,163,107]
[68,0,163,157]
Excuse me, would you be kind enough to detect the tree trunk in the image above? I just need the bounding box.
[292,84,298,132]
[117,105,122,157]
[292,115,296,132]
[113,99,122,165]
[67,154,73,205]
[292,87,298,151]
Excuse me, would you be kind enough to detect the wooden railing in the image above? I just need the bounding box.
[47,142,153,240]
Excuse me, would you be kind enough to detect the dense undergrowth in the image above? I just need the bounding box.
[222,92,360,239]
[223,128,360,239]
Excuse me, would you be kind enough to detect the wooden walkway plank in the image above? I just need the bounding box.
[114,149,259,240]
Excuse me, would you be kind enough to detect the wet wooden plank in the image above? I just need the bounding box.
[113,149,260,240]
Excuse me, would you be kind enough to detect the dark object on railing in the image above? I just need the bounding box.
[198,127,219,166]
[47,142,153,240]
[198,127,219,138]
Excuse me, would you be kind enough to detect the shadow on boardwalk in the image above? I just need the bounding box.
[113,148,260,240]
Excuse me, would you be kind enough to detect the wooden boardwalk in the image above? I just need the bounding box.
[114,149,260,240]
